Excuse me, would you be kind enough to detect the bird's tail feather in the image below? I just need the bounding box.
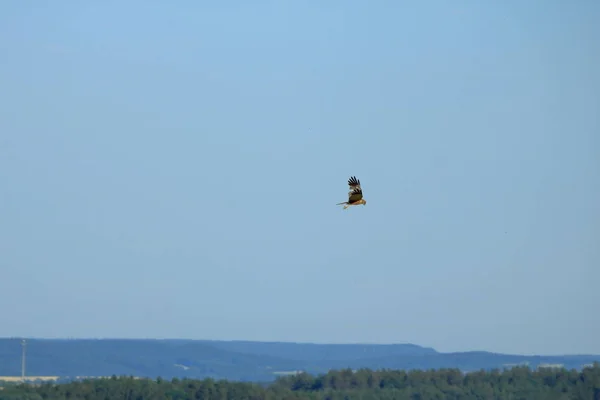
[336,202,347,205]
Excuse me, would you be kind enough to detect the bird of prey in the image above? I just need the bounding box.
[336,176,367,209]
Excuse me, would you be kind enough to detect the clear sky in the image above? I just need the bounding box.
[1,1,599,356]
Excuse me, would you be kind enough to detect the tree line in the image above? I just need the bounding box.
[1,363,599,400]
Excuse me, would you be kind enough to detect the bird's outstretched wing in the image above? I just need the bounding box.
[347,176,363,203]
[348,176,361,191]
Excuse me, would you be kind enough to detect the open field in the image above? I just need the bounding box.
[0,376,60,382]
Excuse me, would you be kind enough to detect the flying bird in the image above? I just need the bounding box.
[337,176,367,209]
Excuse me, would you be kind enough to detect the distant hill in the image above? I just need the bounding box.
[0,338,598,382]
[196,340,437,361]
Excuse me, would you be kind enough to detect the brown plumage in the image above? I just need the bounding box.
[336,176,367,209]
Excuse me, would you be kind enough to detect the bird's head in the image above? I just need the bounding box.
[361,199,367,206]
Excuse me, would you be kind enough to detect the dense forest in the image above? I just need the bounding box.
[1,364,599,400]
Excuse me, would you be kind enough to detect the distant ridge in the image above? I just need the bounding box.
[1,338,598,382]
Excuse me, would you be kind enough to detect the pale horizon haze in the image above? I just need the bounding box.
[1,1,599,356]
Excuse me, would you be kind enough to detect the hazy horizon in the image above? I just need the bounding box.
[1,1,599,356]
[2,336,600,357]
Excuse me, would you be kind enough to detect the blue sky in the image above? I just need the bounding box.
[1,1,598,356]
